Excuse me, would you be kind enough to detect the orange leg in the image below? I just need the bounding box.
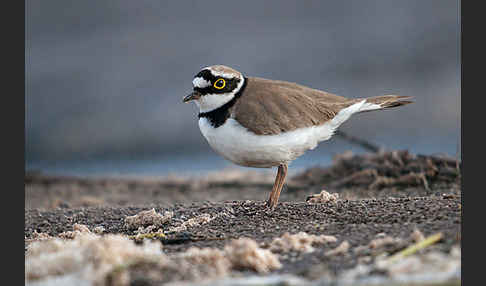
[265,164,288,209]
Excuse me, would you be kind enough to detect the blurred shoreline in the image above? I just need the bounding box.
[25,149,460,210]
[25,141,459,179]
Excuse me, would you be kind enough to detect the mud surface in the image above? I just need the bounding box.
[25,150,460,210]
[25,150,462,285]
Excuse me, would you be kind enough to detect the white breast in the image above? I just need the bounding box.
[198,100,366,168]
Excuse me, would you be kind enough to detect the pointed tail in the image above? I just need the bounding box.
[357,95,414,113]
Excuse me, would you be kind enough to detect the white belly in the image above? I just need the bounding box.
[197,100,366,168]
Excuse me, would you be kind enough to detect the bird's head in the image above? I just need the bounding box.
[183,65,245,113]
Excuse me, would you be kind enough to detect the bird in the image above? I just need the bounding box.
[183,65,413,209]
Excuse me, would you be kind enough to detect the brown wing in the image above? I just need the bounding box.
[232,77,357,135]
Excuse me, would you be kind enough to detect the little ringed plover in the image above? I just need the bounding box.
[183,65,413,208]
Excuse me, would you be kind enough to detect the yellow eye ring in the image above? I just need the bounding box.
[213,78,226,89]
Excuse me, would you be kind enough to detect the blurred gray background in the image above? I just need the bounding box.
[25,0,460,176]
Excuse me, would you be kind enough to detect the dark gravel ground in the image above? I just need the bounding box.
[25,151,462,284]
[25,197,461,282]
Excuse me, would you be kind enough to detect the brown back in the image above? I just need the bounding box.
[231,77,358,135]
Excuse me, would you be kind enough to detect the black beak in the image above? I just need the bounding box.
[183,91,201,103]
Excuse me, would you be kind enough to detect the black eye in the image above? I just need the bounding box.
[213,78,226,89]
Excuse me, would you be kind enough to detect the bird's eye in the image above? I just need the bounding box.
[213,78,226,89]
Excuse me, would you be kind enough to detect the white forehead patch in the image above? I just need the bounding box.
[193,77,211,88]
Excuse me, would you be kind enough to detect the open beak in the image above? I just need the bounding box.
[183,91,201,103]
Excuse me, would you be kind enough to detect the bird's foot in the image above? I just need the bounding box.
[265,199,278,210]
